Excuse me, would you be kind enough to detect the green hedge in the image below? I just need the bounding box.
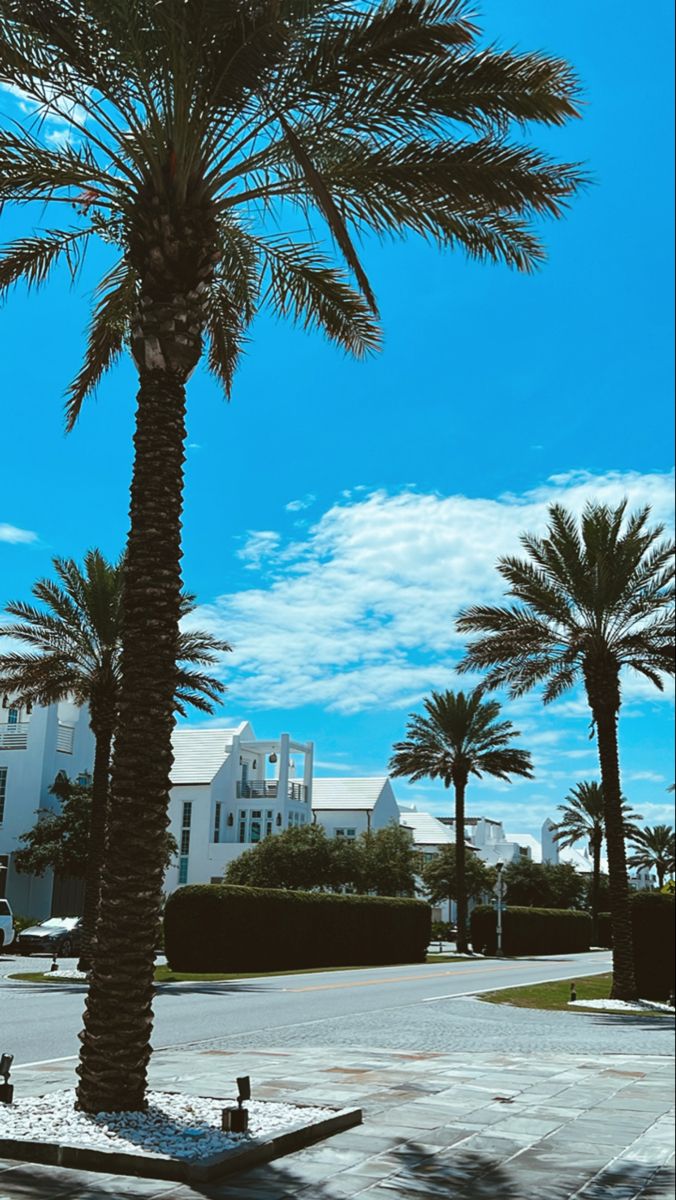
[470,905,591,956]
[631,892,674,1001]
[598,912,612,949]
[164,884,432,973]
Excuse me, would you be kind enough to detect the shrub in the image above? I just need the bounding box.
[164,884,432,973]
[597,912,612,948]
[631,892,674,1001]
[470,905,591,956]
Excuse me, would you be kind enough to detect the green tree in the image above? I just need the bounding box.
[390,689,532,951]
[502,858,584,910]
[14,774,177,880]
[457,501,675,999]
[628,825,676,889]
[553,781,641,944]
[0,0,584,1112]
[225,824,357,892]
[0,551,227,971]
[358,823,419,898]
[422,846,494,916]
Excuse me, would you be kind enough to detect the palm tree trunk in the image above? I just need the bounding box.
[656,864,665,889]
[591,696,637,1001]
[75,363,190,1112]
[590,833,601,948]
[453,777,468,954]
[77,718,114,972]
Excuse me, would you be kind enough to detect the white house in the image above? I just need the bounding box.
[311,777,400,839]
[0,696,95,916]
[439,815,532,867]
[165,723,314,890]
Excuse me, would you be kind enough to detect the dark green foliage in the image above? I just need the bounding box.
[470,904,591,955]
[165,885,432,973]
[630,892,674,1001]
[422,846,495,906]
[225,822,419,897]
[502,858,585,909]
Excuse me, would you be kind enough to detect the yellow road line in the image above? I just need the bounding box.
[288,962,560,993]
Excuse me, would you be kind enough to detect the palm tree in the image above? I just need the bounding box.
[0,551,229,971]
[457,501,675,1000]
[628,825,676,889]
[553,781,641,945]
[0,0,585,1112]
[390,689,533,952]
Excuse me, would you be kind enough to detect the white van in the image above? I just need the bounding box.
[0,898,15,951]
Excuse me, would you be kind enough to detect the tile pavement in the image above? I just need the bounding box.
[1,1048,674,1199]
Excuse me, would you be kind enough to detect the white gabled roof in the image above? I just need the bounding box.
[400,811,454,847]
[170,727,240,785]
[312,777,390,812]
[506,832,543,863]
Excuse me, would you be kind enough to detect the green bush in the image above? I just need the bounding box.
[631,892,674,1001]
[470,905,591,956]
[597,912,612,948]
[164,884,432,973]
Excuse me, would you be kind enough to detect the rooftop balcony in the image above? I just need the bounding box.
[236,780,308,802]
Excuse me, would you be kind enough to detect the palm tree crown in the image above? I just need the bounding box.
[628,825,676,888]
[0,550,229,719]
[456,500,675,1001]
[1,0,586,421]
[390,688,533,788]
[554,782,640,855]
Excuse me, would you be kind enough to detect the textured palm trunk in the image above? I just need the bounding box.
[585,661,637,1001]
[452,777,468,953]
[75,186,215,1111]
[77,717,114,973]
[590,832,601,948]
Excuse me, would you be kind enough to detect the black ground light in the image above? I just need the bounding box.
[221,1075,250,1133]
[0,1053,13,1104]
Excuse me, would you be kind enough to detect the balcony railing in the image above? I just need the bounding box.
[56,722,75,754]
[236,780,307,802]
[0,722,28,750]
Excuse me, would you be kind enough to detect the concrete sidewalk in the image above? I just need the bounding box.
[2,1046,674,1199]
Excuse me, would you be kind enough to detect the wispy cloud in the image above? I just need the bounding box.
[195,468,675,715]
[0,523,38,545]
[286,494,316,513]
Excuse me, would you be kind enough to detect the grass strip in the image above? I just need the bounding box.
[481,973,673,1016]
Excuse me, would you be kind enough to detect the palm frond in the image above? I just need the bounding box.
[65,258,137,429]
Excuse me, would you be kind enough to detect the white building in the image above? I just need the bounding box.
[311,777,400,839]
[0,696,95,916]
[165,723,314,889]
[439,815,532,867]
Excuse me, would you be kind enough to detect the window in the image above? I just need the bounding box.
[0,767,6,824]
[238,810,247,843]
[77,771,92,787]
[335,828,356,839]
[178,801,192,885]
[7,708,18,726]
[265,809,274,837]
[213,802,222,844]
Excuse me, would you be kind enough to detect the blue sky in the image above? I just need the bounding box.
[1,1,674,836]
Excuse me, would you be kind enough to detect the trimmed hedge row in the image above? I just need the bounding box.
[164,884,432,973]
[631,892,674,1001]
[470,905,591,956]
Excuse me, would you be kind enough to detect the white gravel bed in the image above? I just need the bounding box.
[42,968,89,980]
[569,998,674,1013]
[0,1089,332,1161]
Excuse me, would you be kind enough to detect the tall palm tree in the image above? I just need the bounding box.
[0,0,585,1112]
[553,781,641,945]
[0,551,229,970]
[457,502,675,1000]
[390,688,533,952]
[628,825,676,889]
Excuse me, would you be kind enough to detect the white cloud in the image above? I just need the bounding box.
[0,523,38,544]
[195,468,675,715]
[627,771,667,784]
[285,494,316,513]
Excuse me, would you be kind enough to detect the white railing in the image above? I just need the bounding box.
[236,780,307,802]
[0,722,28,750]
[56,722,75,754]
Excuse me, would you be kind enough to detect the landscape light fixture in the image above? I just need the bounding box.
[268,752,278,764]
[0,1053,14,1104]
[221,1075,251,1134]
[570,983,577,1002]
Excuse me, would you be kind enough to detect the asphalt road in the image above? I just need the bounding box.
[1,949,654,1068]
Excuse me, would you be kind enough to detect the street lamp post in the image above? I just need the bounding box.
[494,860,505,958]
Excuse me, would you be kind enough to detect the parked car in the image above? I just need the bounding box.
[0,898,15,952]
[17,917,82,957]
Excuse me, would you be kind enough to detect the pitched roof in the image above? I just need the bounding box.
[400,811,454,846]
[312,777,390,811]
[170,728,238,785]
